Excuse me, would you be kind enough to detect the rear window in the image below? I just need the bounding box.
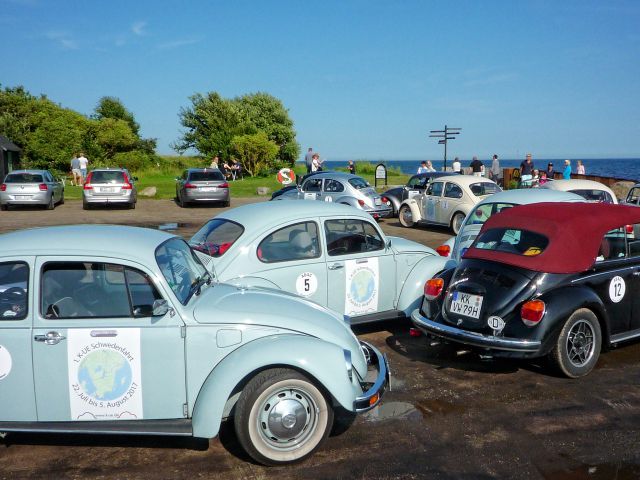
[348,177,370,190]
[189,171,225,182]
[473,228,549,256]
[467,203,516,226]
[5,173,43,183]
[189,218,244,257]
[91,171,125,183]
[570,189,614,204]
[470,182,500,197]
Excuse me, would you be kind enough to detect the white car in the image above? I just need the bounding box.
[398,175,501,234]
[540,179,617,204]
[437,189,586,265]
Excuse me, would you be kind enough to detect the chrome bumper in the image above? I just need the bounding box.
[354,341,390,412]
[411,309,541,353]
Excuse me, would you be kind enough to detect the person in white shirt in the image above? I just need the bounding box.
[417,161,428,174]
[452,157,461,174]
[77,153,89,182]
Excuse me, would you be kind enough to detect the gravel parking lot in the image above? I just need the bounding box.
[1,199,640,480]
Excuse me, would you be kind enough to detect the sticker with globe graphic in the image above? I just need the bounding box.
[344,258,379,315]
[67,329,143,420]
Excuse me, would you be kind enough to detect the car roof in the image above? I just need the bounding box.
[476,189,584,206]
[541,179,615,193]
[465,202,640,274]
[0,225,177,264]
[5,169,49,175]
[217,201,374,231]
[430,174,497,187]
[303,172,362,181]
[90,168,128,172]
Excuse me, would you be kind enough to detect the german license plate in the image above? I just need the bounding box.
[201,187,217,192]
[450,292,483,319]
[100,187,115,193]
[374,198,381,206]
[15,195,30,200]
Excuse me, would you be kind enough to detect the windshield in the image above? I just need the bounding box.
[156,238,209,304]
[189,218,244,257]
[91,171,126,183]
[465,202,516,227]
[348,177,370,190]
[5,173,43,183]
[469,182,501,197]
[474,228,549,256]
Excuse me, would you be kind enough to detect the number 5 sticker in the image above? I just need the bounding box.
[609,276,626,303]
[296,272,318,297]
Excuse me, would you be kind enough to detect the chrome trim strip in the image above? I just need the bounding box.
[611,328,640,344]
[411,309,541,352]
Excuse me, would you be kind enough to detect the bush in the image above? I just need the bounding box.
[111,151,156,172]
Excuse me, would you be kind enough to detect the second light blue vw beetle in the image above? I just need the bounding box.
[189,202,448,324]
[0,225,388,466]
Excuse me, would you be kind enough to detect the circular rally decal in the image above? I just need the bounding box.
[0,345,13,380]
[296,272,318,297]
[609,276,626,303]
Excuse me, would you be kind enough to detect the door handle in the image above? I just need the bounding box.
[356,259,368,264]
[34,331,66,345]
[328,264,344,270]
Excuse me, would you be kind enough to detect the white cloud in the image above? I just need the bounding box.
[45,30,78,50]
[131,20,147,36]
[157,37,202,49]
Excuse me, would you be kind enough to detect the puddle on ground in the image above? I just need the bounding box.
[540,463,640,479]
[413,399,465,417]
[363,399,464,423]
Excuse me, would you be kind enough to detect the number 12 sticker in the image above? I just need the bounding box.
[609,276,626,303]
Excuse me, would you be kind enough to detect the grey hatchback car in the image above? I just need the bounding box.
[175,168,230,208]
[0,169,64,210]
[82,168,137,209]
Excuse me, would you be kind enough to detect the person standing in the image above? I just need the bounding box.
[470,156,484,177]
[520,153,534,176]
[490,154,501,185]
[77,152,89,183]
[563,159,572,179]
[347,160,356,174]
[417,161,429,174]
[452,157,461,173]
[311,153,323,172]
[210,156,219,169]
[426,160,436,172]
[546,162,555,180]
[70,154,82,186]
[577,160,585,175]
[304,147,314,174]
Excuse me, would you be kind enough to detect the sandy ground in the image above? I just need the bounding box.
[1,199,639,479]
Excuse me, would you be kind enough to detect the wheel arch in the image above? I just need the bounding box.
[396,255,448,315]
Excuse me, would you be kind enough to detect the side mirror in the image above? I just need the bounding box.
[152,299,170,316]
[385,238,392,249]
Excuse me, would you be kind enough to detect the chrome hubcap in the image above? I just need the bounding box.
[401,208,412,224]
[566,320,595,367]
[258,388,318,450]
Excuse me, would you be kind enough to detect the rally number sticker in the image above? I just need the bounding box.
[296,272,318,297]
[0,345,13,380]
[609,276,626,303]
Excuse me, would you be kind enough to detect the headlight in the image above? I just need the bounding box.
[343,349,353,382]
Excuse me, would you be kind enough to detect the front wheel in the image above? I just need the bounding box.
[234,368,334,466]
[59,192,65,205]
[451,212,465,235]
[46,195,54,210]
[398,204,415,227]
[549,308,601,378]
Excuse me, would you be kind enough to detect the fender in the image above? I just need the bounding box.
[334,196,358,207]
[223,276,279,290]
[396,255,448,315]
[400,198,422,222]
[191,334,357,438]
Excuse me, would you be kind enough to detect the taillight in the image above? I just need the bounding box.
[84,173,93,190]
[424,278,444,301]
[626,224,634,234]
[0,184,5,192]
[39,183,48,191]
[436,245,451,257]
[358,199,365,206]
[122,173,132,190]
[219,182,229,188]
[521,300,545,326]
[381,196,389,203]
[184,183,197,189]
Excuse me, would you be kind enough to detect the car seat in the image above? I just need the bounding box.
[289,230,316,258]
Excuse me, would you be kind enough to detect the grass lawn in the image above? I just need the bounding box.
[62,165,409,200]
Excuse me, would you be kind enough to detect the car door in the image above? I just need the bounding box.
[253,221,328,306]
[0,258,37,421]
[625,224,640,332]
[325,218,395,318]
[438,181,465,225]
[32,257,187,422]
[301,177,322,201]
[422,181,444,224]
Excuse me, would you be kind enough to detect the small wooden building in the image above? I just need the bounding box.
[0,136,21,180]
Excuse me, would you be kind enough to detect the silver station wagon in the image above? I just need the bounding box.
[175,168,230,208]
[0,225,388,465]
[273,172,392,219]
[189,202,447,324]
[0,170,64,211]
[82,168,137,209]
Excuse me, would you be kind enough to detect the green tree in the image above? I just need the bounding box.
[94,118,138,158]
[94,96,140,136]
[231,132,279,177]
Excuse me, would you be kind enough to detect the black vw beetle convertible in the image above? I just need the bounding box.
[412,202,640,378]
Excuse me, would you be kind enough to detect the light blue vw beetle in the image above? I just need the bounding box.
[189,202,448,324]
[0,225,388,465]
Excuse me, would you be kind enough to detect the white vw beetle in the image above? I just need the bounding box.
[190,202,447,324]
[540,179,617,204]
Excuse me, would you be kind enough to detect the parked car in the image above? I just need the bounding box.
[271,170,330,200]
[189,202,447,324]
[398,175,501,234]
[175,168,230,208]
[541,179,617,203]
[273,172,392,219]
[0,224,388,465]
[436,189,585,262]
[412,202,640,378]
[622,183,640,207]
[0,169,64,211]
[381,172,454,216]
[82,168,137,210]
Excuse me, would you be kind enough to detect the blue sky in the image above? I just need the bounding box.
[2,0,639,160]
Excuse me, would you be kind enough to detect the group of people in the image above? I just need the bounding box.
[210,156,242,180]
[70,153,89,186]
[304,147,329,173]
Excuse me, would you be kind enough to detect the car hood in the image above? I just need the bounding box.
[388,236,436,255]
[191,283,367,374]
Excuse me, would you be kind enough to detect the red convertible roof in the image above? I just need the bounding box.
[464,202,640,274]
